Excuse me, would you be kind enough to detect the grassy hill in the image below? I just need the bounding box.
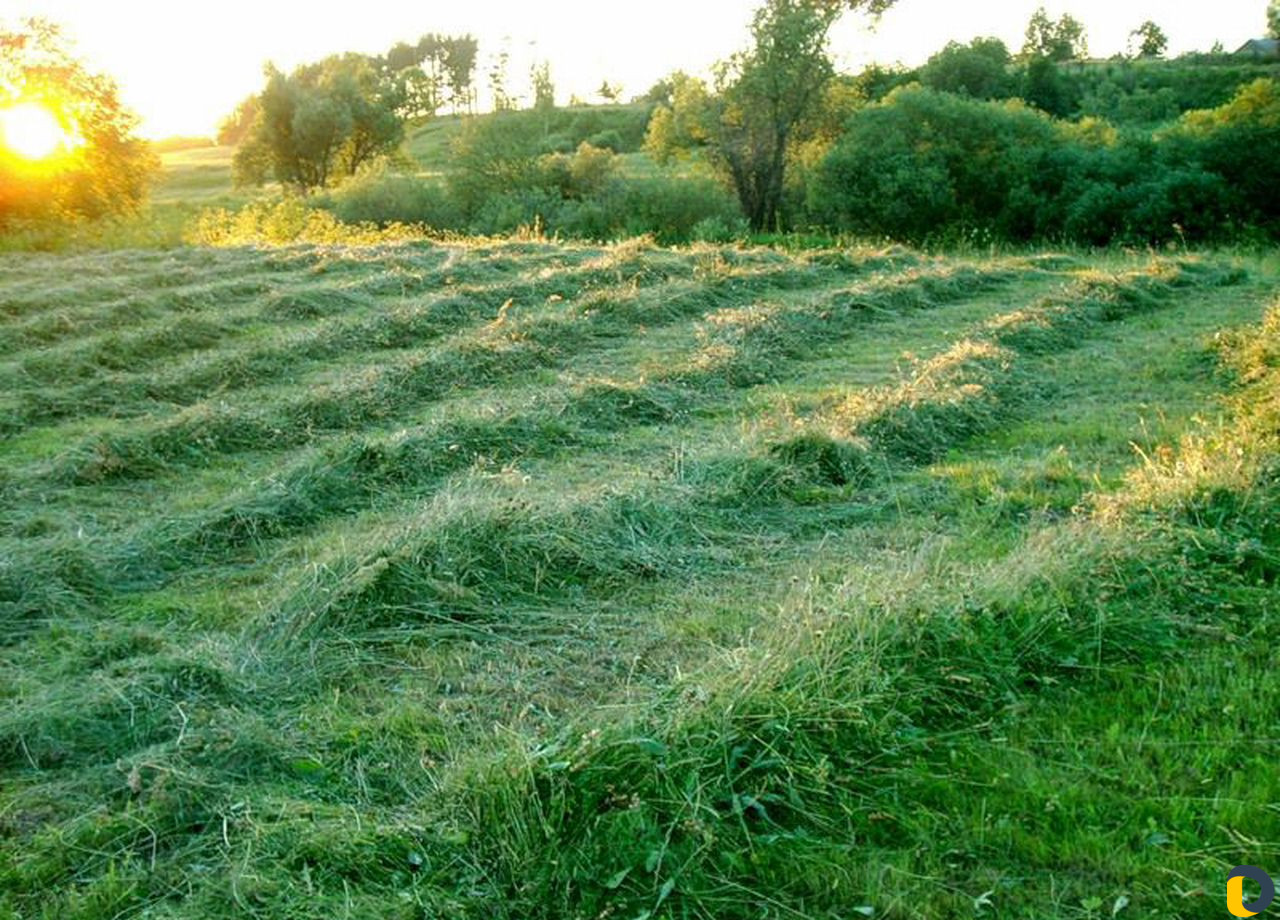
[1,240,1278,918]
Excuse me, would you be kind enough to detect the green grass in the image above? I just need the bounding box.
[1,238,1277,919]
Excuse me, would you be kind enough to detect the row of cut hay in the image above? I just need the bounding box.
[731,258,1249,501]
[0,251,938,631]
[2,259,1227,639]
[0,246,316,321]
[0,236,578,353]
[0,273,278,356]
[41,258,855,486]
[123,380,691,578]
[0,249,695,435]
[113,260,1013,583]
[256,266,1066,642]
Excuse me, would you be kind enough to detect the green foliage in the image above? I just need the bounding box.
[233,55,405,191]
[1128,20,1169,59]
[531,61,555,112]
[1270,0,1280,39]
[0,18,157,225]
[812,80,1280,244]
[1021,6,1089,62]
[447,110,548,214]
[314,162,463,229]
[919,37,1014,99]
[811,87,1058,240]
[382,33,478,118]
[646,0,899,231]
[1162,77,1280,232]
[215,95,260,146]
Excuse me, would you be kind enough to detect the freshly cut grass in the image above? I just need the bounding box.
[0,239,1275,920]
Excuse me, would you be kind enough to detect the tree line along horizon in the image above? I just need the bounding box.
[3,0,1280,247]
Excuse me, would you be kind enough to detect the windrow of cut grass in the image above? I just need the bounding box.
[0,245,705,435]
[112,259,1015,584]
[0,254,1236,643]
[33,253,921,486]
[254,257,1240,645]
[735,258,1248,499]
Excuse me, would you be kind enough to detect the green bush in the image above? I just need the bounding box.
[315,164,464,229]
[586,128,625,152]
[811,80,1279,245]
[810,87,1057,240]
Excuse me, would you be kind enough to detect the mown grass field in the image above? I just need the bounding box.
[1,239,1278,919]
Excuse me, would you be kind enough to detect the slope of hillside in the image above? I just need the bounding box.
[1,240,1277,919]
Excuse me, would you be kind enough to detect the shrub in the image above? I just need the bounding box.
[811,80,1280,245]
[1161,78,1280,232]
[810,87,1057,241]
[586,129,625,152]
[315,163,463,230]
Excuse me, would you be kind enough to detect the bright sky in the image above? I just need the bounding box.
[9,0,1272,138]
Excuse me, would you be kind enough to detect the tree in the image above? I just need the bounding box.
[233,55,405,191]
[1022,7,1089,62]
[693,0,897,231]
[920,37,1013,99]
[488,48,514,112]
[443,36,478,113]
[1269,1,1280,39]
[382,34,478,118]
[0,17,156,224]
[643,71,715,165]
[531,61,555,112]
[217,95,260,146]
[1129,21,1168,59]
[598,80,622,103]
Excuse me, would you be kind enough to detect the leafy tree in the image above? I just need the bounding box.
[531,61,556,112]
[216,95,260,146]
[1022,7,1089,62]
[234,55,405,191]
[1129,21,1169,59]
[488,48,514,112]
[657,0,896,231]
[448,110,547,212]
[642,71,715,165]
[1164,78,1280,228]
[597,80,622,103]
[639,77,675,106]
[1021,53,1079,117]
[810,86,1059,239]
[1269,1,1280,39]
[920,37,1013,99]
[444,36,478,114]
[0,17,156,224]
[382,35,478,118]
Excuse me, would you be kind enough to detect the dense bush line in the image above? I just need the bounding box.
[810,79,1280,245]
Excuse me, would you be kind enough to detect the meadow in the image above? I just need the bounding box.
[1,231,1278,918]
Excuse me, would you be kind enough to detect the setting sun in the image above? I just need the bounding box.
[0,102,76,161]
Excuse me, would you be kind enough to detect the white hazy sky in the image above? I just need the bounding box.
[7,0,1273,137]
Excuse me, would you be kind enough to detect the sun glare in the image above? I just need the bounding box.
[0,102,77,162]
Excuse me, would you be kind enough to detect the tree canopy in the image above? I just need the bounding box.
[0,17,155,224]
[920,38,1014,99]
[1129,21,1169,59]
[644,0,897,231]
[233,55,406,191]
[1022,7,1089,62]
